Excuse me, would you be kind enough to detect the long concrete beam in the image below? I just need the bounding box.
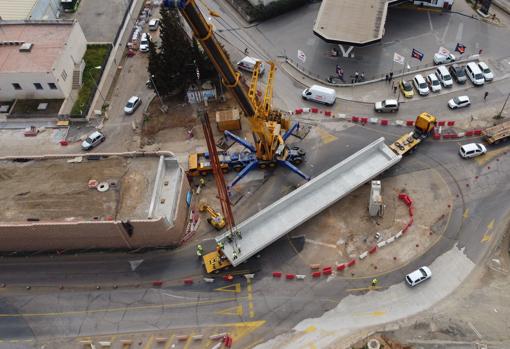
[217,137,402,266]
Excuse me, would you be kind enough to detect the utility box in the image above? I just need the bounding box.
[369,180,384,217]
[216,108,241,132]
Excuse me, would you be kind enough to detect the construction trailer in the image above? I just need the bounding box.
[482,120,510,145]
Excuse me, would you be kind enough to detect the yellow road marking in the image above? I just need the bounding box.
[247,278,255,318]
[463,209,469,219]
[228,320,266,342]
[487,219,495,230]
[316,127,337,144]
[346,286,383,292]
[354,310,386,317]
[0,296,248,318]
[183,332,194,349]
[214,283,241,293]
[163,334,175,349]
[481,234,491,243]
[304,326,316,334]
[143,335,154,349]
[215,305,243,316]
[475,146,510,166]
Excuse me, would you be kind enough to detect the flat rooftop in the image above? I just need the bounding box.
[0,154,180,222]
[313,0,389,46]
[0,0,38,20]
[0,22,74,73]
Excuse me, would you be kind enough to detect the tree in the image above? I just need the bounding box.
[147,7,219,96]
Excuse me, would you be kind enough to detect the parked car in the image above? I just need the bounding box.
[448,95,471,109]
[374,99,399,113]
[405,266,432,287]
[465,62,485,86]
[449,64,467,84]
[459,143,487,159]
[139,33,151,52]
[426,73,441,92]
[399,80,414,98]
[478,61,494,81]
[124,96,141,114]
[148,18,160,31]
[81,131,105,151]
[435,65,453,88]
[413,74,430,96]
[433,53,455,65]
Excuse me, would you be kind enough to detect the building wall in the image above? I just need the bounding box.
[51,22,87,99]
[0,71,65,100]
[0,172,190,252]
[30,0,61,19]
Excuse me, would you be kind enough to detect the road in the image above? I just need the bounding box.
[1,2,510,348]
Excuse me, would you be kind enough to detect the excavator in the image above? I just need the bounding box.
[164,0,309,273]
[199,200,226,230]
[165,0,310,188]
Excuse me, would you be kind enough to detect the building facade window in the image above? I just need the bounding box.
[48,83,57,90]
[34,83,43,90]
[12,83,22,90]
[61,70,68,81]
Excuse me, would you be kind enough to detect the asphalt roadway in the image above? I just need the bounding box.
[1,2,510,349]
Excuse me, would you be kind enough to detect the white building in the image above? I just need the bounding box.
[0,20,87,101]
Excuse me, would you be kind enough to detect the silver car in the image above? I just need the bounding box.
[374,99,399,113]
[81,131,105,151]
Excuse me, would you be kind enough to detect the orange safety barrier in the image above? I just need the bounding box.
[286,274,296,280]
[312,271,321,278]
[272,271,282,278]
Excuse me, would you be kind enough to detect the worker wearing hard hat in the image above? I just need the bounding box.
[196,244,204,257]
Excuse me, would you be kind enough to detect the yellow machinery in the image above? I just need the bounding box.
[199,201,226,230]
[389,112,437,156]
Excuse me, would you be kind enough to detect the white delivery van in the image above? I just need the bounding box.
[237,56,265,74]
[302,85,336,106]
[465,62,485,86]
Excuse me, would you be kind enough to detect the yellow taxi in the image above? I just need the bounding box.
[399,80,414,98]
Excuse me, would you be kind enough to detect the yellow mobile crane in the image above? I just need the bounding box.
[166,0,310,188]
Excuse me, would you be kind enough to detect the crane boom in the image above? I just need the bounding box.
[166,0,255,118]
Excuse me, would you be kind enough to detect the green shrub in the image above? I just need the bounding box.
[70,44,111,117]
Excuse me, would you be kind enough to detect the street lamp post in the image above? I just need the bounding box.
[150,74,166,109]
[496,92,510,119]
[89,66,106,108]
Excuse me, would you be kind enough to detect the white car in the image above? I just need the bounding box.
[448,95,471,109]
[81,131,105,151]
[478,62,494,81]
[433,53,455,65]
[459,143,487,159]
[148,18,160,31]
[413,74,430,96]
[139,33,151,52]
[124,96,141,114]
[426,73,441,92]
[374,99,399,113]
[405,266,432,287]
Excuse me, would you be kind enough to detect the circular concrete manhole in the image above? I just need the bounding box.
[367,339,380,349]
[97,182,109,192]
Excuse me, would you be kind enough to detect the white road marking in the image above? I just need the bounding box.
[468,321,482,339]
[455,22,464,42]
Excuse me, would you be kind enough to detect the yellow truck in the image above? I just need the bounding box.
[389,112,437,156]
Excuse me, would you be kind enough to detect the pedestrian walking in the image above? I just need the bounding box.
[371,278,378,287]
[385,74,389,82]
[389,72,393,81]
[354,71,359,82]
[360,72,365,81]
[244,47,249,55]
[336,64,342,77]
[393,85,398,94]
[484,91,489,101]
[479,49,483,55]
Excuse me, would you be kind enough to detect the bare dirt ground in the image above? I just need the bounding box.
[0,156,158,222]
[289,168,452,277]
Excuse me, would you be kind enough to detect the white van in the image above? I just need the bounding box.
[237,56,265,74]
[435,65,453,88]
[465,62,485,86]
[302,85,336,106]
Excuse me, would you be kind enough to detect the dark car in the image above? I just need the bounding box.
[449,64,467,84]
